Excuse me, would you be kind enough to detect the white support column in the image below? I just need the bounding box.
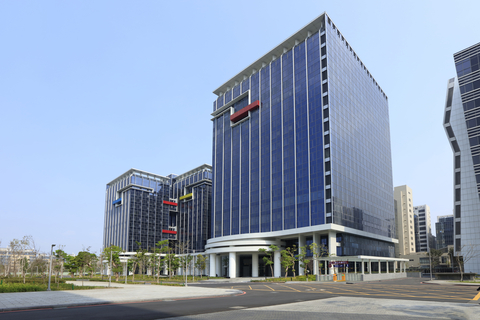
[354,261,357,273]
[394,261,396,274]
[386,260,389,274]
[209,254,216,277]
[274,250,281,278]
[328,231,336,275]
[298,235,306,275]
[324,260,327,275]
[229,252,236,279]
[361,259,364,275]
[252,252,259,278]
[378,261,381,274]
[368,260,372,274]
[313,233,320,275]
[216,255,221,277]
[403,262,406,273]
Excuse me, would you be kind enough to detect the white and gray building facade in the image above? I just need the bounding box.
[444,42,480,274]
[413,205,432,252]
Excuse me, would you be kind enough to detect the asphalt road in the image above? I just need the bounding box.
[1,278,478,320]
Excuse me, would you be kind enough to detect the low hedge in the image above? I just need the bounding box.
[0,278,69,284]
[0,282,99,293]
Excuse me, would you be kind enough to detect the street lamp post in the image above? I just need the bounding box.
[47,244,56,291]
[192,250,195,282]
[109,245,112,288]
[428,247,433,281]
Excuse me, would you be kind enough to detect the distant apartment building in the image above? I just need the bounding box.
[393,185,416,256]
[444,41,480,274]
[103,165,212,253]
[436,215,454,250]
[0,248,48,276]
[413,205,432,252]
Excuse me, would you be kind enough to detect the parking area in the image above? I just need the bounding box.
[198,278,480,304]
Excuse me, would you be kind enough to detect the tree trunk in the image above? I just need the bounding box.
[157,256,160,284]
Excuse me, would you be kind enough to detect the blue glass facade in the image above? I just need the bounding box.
[435,215,454,250]
[104,166,212,253]
[325,17,394,238]
[210,14,394,257]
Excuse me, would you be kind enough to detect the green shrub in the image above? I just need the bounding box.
[0,282,99,293]
[0,283,45,293]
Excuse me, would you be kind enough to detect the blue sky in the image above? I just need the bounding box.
[1,1,478,255]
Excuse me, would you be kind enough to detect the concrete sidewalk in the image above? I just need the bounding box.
[0,281,243,312]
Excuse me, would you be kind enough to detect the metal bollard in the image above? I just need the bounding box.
[72,284,74,290]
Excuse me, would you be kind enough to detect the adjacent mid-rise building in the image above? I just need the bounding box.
[206,13,398,278]
[393,185,416,256]
[444,41,480,273]
[413,205,432,252]
[436,215,454,250]
[103,165,212,253]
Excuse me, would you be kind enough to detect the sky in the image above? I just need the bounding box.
[1,0,479,255]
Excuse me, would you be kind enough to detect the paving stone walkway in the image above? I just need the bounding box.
[0,281,242,311]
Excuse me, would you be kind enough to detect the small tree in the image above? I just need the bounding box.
[54,248,67,279]
[426,249,443,272]
[176,242,193,286]
[64,254,79,277]
[280,245,296,277]
[297,245,310,280]
[155,240,169,283]
[103,245,123,281]
[195,255,207,279]
[309,242,329,276]
[259,245,279,279]
[455,243,480,281]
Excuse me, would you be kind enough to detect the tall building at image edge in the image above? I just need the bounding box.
[103,165,212,253]
[444,41,480,274]
[206,12,397,278]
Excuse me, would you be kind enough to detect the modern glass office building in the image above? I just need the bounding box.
[444,41,480,273]
[103,165,212,253]
[436,215,454,250]
[206,13,397,278]
[172,165,213,253]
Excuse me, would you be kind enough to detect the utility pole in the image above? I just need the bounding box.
[428,247,433,281]
[47,244,55,291]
